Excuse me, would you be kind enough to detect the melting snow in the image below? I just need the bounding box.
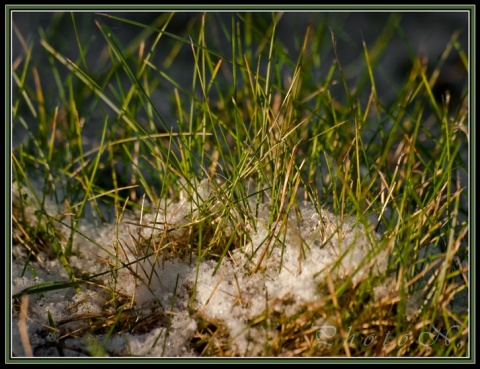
[11,179,392,357]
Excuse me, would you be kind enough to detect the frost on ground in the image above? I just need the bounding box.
[10,178,457,357]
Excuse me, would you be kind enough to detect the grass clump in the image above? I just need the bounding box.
[10,11,469,358]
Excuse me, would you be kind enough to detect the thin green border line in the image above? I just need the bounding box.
[5,5,476,11]
[6,5,474,364]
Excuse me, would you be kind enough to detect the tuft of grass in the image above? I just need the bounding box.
[11,11,469,357]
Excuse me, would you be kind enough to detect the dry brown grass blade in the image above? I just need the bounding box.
[19,295,33,357]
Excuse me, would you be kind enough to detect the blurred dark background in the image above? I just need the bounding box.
[11,11,469,147]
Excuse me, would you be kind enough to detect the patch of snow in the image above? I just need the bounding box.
[9,179,464,357]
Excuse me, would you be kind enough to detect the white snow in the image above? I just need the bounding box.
[9,178,456,357]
